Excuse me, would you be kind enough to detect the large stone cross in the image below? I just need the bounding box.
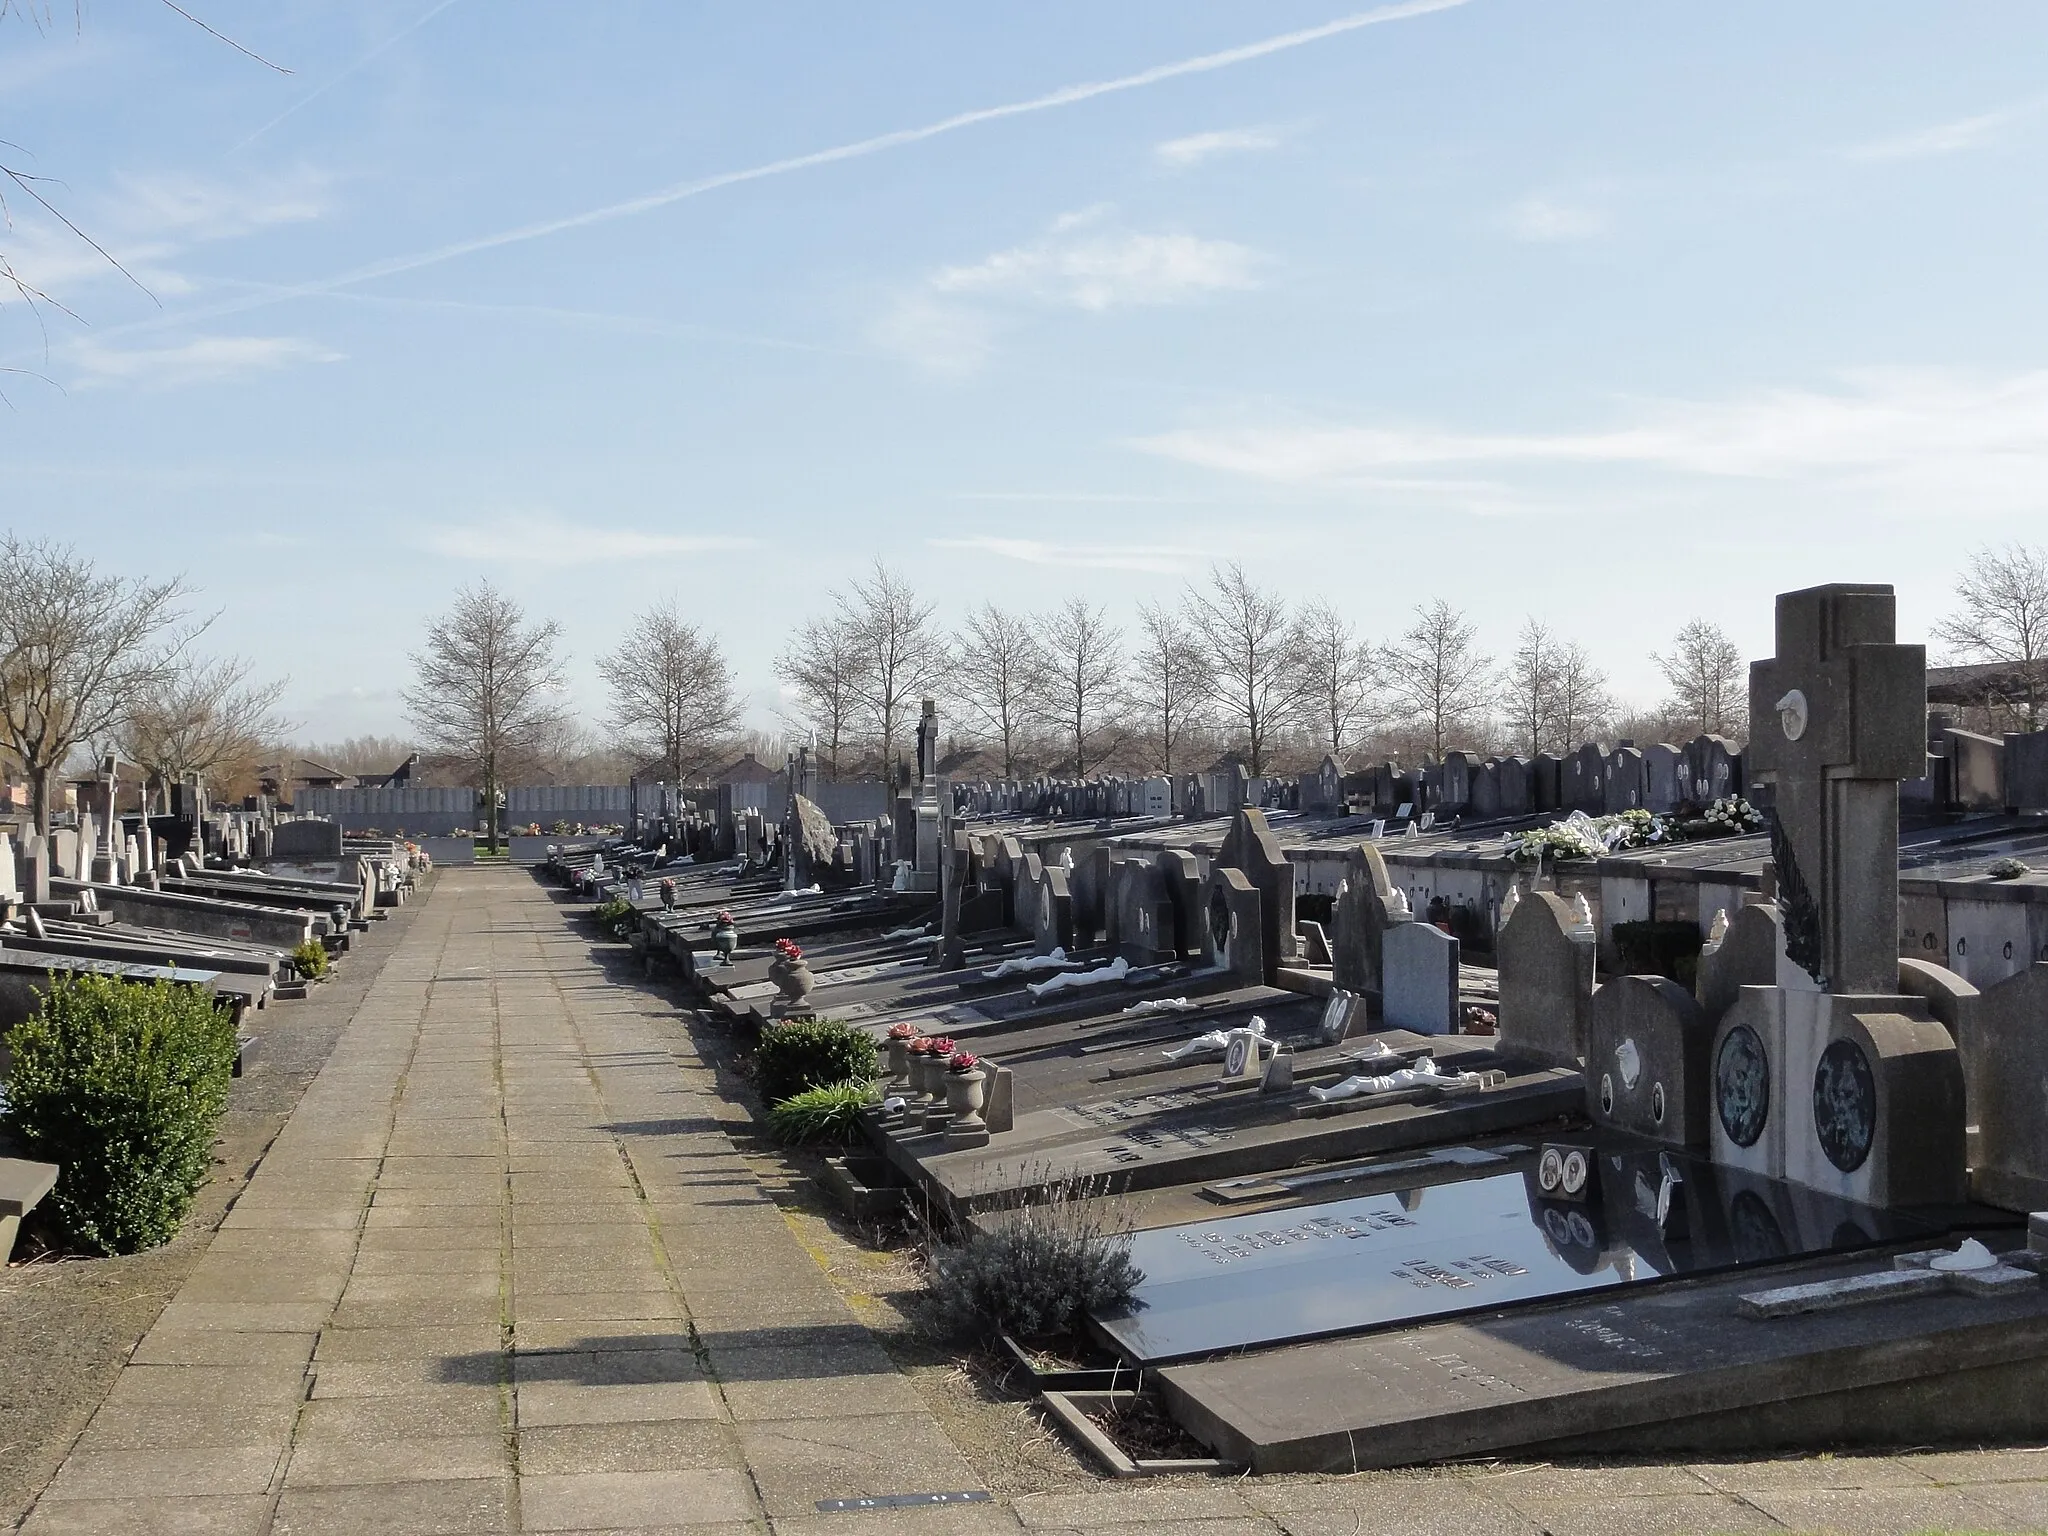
[1747,584,1924,993]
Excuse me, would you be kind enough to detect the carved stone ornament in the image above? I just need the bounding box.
[1775,688,1810,742]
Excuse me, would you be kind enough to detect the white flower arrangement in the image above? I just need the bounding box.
[1510,808,1679,863]
[1700,795,1764,834]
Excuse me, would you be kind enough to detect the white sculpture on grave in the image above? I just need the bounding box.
[1307,1056,1484,1102]
[1164,1015,1268,1062]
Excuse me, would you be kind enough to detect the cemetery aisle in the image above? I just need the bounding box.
[15,865,992,1535]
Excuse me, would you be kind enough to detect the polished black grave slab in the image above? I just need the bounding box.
[1091,1144,1945,1365]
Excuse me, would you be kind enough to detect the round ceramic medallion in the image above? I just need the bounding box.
[1813,1038,1877,1173]
[1715,1023,1770,1148]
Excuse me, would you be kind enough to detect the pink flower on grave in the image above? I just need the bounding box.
[946,1051,981,1074]
[924,1036,956,1057]
[888,1023,920,1040]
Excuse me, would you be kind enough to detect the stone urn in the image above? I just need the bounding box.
[885,1034,918,1097]
[943,1067,990,1148]
[711,916,740,966]
[767,953,815,1015]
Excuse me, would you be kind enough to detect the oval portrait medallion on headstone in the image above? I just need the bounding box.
[1207,886,1233,958]
[1715,1023,1770,1148]
[1812,1038,1877,1173]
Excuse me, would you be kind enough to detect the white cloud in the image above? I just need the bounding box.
[1155,125,1287,168]
[929,536,1212,575]
[412,512,759,565]
[1847,103,2037,162]
[5,168,329,301]
[878,208,1261,372]
[1133,368,2048,516]
[931,208,1260,312]
[1502,195,1609,243]
[69,334,343,387]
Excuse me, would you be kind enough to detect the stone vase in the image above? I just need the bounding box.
[768,955,815,1014]
[885,1037,916,1097]
[711,922,739,965]
[943,1069,989,1147]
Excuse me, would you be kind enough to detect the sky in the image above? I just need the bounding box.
[6,1,2048,741]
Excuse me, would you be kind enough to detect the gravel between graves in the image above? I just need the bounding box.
[0,880,429,1529]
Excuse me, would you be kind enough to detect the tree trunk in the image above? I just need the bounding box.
[31,764,52,839]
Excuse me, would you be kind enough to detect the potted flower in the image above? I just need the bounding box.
[943,1050,990,1145]
[767,938,814,1014]
[885,1023,921,1094]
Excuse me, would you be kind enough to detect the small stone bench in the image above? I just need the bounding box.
[0,1157,59,1265]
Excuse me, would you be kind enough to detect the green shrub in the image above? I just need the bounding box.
[926,1174,1142,1341]
[1,974,239,1255]
[290,940,329,980]
[591,896,635,938]
[767,1081,873,1145]
[751,1017,877,1105]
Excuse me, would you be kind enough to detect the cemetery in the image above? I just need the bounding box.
[520,581,2048,1483]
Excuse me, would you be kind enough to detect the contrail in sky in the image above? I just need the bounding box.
[233,0,468,152]
[93,0,1472,339]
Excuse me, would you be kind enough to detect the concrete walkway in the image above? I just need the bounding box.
[17,866,987,1535]
[20,867,2048,1535]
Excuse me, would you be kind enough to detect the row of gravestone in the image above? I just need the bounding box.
[943,734,1747,830]
[1328,735,1748,822]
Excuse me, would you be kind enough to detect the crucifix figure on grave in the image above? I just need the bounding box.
[1746,584,1924,994]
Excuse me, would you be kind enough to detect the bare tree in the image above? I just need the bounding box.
[1381,599,1494,760]
[1655,618,1747,738]
[1184,563,1308,776]
[843,562,941,777]
[1039,599,1123,779]
[951,603,1048,777]
[120,654,291,812]
[402,582,566,853]
[1933,542,2048,730]
[598,602,742,786]
[1124,600,1210,777]
[1547,640,1611,751]
[1293,600,1374,760]
[1499,619,1557,759]
[774,615,867,780]
[0,537,192,835]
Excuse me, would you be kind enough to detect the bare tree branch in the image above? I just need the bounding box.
[598,602,741,785]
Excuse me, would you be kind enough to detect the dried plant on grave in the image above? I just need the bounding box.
[921,1168,1143,1343]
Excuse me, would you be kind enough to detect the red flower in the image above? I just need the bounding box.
[887,1023,920,1040]
[925,1036,956,1056]
[947,1051,981,1073]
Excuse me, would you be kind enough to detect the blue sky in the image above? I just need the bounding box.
[7,1,2048,739]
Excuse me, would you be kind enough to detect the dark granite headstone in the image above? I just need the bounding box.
[1201,866,1264,987]
[1330,842,1400,999]
[1216,808,1296,974]
[1586,974,1714,1147]
[1953,962,2048,1211]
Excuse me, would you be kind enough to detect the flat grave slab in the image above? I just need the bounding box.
[1159,1228,2046,1473]
[1092,1142,1943,1365]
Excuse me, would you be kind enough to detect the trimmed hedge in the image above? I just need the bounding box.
[2,974,239,1255]
[752,1017,877,1106]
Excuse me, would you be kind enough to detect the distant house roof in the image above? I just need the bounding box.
[714,752,777,784]
[291,759,357,788]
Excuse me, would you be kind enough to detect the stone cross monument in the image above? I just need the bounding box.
[1746,584,1925,994]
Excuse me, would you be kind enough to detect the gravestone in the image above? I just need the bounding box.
[1469,761,1503,820]
[1497,756,1533,816]
[1111,858,1176,967]
[1568,743,1606,813]
[1496,891,1596,1069]
[272,818,344,859]
[1711,583,1966,1208]
[1157,849,1203,957]
[51,827,79,884]
[1301,755,1344,817]
[1585,974,1714,1147]
[1643,744,1681,813]
[1201,866,1264,986]
[1439,752,1477,816]
[1604,744,1646,813]
[1953,963,2048,1211]
[1381,920,1458,1035]
[1684,733,1743,805]
[1330,841,1400,999]
[1014,850,1045,937]
[1531,753,1564,812]
[1034,866,1073,955]
[1215,808,1296,975]
[1695,901,1781,1029]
